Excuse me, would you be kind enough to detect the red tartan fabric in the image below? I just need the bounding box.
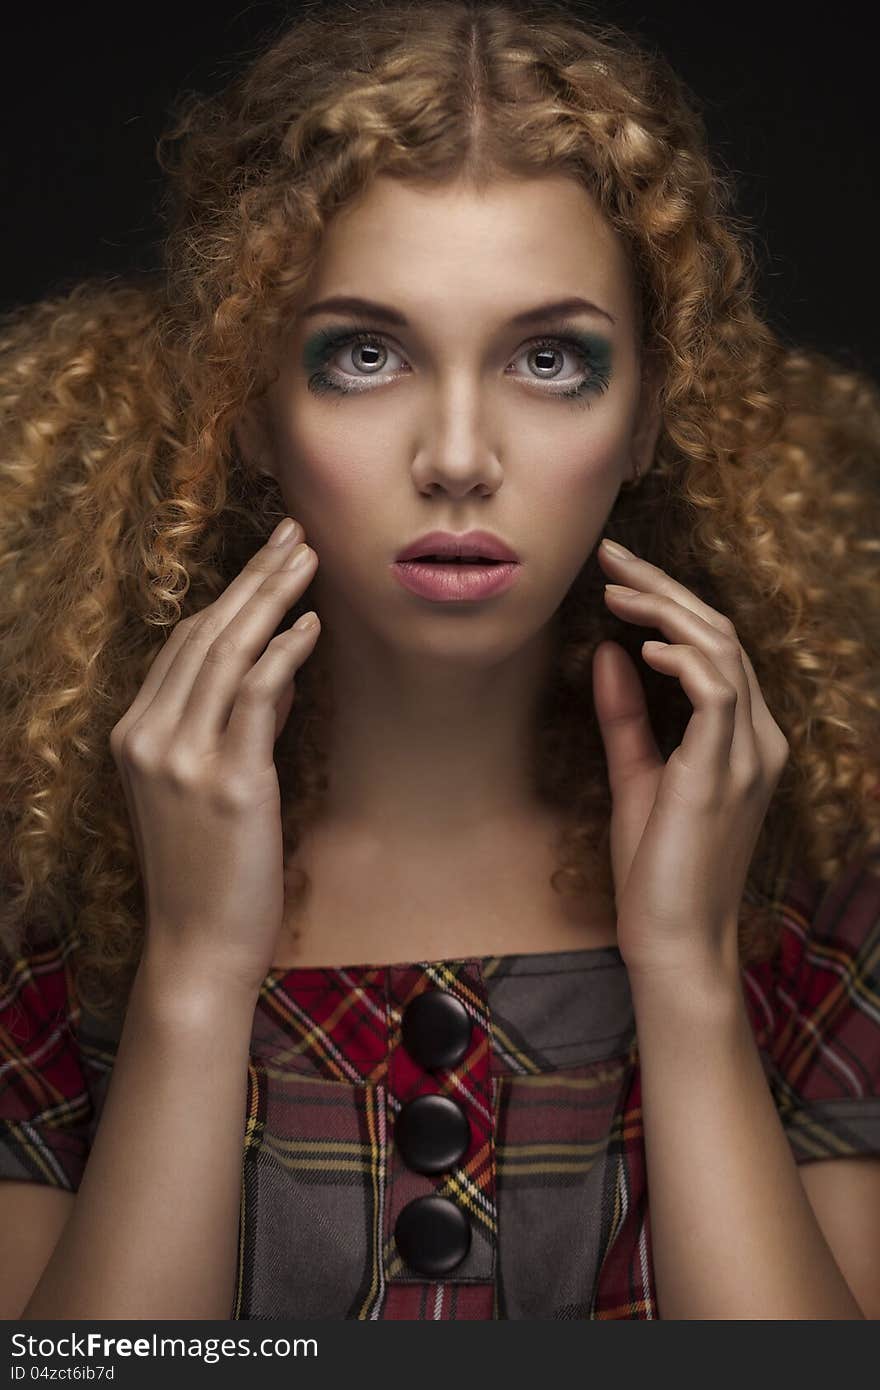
[2,851,879,1319]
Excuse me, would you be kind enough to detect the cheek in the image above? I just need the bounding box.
[529,430,625,522]
[273,385,396,504]
[513,434,623,587]
[274,430,394,564]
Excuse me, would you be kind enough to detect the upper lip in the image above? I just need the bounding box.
[395,530,520,562]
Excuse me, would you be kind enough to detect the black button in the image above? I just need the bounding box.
[395,1094,470,1175]
[401,989,472,1069]
[394,1195,472,1276]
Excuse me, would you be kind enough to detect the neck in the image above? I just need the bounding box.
[304,609,564,845]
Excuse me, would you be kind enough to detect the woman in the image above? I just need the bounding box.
[0,0,878,1320]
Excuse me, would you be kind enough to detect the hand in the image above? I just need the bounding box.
[110,518,320,1001]
[592,537,790,981]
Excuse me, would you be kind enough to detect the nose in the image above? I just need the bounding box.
[410,377,504,497]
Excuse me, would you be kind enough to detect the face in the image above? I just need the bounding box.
[238,173,659,664]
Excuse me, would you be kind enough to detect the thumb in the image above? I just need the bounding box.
[592,639,663,795]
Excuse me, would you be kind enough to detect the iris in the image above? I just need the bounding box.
[301,316,612,409]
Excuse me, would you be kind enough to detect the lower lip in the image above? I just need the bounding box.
[392,560,522,602]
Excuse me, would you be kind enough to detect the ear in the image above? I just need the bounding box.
[232,396,278,482]
[629,360,663,482]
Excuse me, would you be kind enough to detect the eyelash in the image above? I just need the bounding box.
[305,320,611,408]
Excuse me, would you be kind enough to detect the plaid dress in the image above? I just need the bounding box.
[2,851,879,1319]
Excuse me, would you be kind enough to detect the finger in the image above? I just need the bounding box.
[174,544,318,748]
[592,640,665,793]
[599,542,734,631]
[600,543,783,751]
[273,676,297,744]
[641,640,738,782]
[605,587,757,768]
[115,520,304,736]
[224,613,321,766]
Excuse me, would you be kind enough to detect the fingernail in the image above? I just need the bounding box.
[601,538,631,559]
[605,583,640,596]
[269,518,297,546]
[285,542,311,566]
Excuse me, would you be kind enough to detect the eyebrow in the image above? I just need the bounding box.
[301,294,615,328]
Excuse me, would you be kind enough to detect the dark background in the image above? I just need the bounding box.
[3,0,877,378]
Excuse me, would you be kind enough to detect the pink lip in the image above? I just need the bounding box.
[391,560,522,602]
[395,529,520,563]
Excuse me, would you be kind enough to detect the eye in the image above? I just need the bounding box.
[334,335,403,379]
[308,330,407,392]
[304,323,612,403]
[506,337,601,394]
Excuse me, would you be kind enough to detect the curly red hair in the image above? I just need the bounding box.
[1,0,878,1023]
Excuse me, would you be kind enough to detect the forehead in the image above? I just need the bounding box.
[303,173,637,330]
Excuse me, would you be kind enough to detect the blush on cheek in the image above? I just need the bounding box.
[288,452,389,564]
[546,436,625,495]
[530,443,624,551]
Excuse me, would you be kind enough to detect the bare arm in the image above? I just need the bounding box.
[19,510,319,1319]
[21,950,259,1321]
[630,963,867,1319]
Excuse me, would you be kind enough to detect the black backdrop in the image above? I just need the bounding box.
[3,0,877,378]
